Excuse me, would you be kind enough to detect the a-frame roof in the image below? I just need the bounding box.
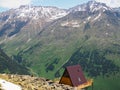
[59,65,87,86]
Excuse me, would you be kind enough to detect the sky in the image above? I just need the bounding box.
[0,0,120,12]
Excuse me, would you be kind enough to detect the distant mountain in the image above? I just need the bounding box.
[0,2,120,89]
[0,5,67,38]
[69,1,112,13]
[0,48,29,74]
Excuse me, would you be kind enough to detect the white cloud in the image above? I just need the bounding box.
[95,0,120,8]
[0,0,31,9]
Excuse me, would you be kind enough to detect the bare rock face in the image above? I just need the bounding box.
[0,74,75,90]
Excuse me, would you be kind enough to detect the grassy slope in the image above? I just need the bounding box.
[0,48,30,75]
[21,31,84,78]
[87,74,120,90]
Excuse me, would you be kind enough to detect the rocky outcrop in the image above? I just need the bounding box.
[0,74,75,90]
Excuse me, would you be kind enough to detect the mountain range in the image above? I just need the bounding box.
[0,1,120,90]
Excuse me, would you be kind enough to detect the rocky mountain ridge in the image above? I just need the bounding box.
[0,5,67,21]
[0,74,74,90]
[69,1,112,13]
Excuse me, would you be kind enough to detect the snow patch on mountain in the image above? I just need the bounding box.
[61,20,80,27]
[15,5,67,20]
[107,24,110,26]
[69,1,112,13]
[87,16,91,21]
[93,13,102,21]
[26,38,31,43]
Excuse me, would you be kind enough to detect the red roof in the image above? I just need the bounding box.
[66,65,87,86]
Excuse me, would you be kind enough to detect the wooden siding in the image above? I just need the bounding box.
[60,77,72,86]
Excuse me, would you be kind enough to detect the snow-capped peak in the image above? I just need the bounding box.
[0,5,68,22]
[88,1,112,12]
[15,6,67,19]
[69,1,112,13]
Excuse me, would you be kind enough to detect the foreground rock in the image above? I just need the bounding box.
[0,74,75,90]
[0,78,22,90]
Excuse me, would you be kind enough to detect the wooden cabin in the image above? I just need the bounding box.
[59,65,93,89]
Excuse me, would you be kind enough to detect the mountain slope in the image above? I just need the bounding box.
[0,6,67,56]
[0,48,29,74]
[0,74,74,90]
